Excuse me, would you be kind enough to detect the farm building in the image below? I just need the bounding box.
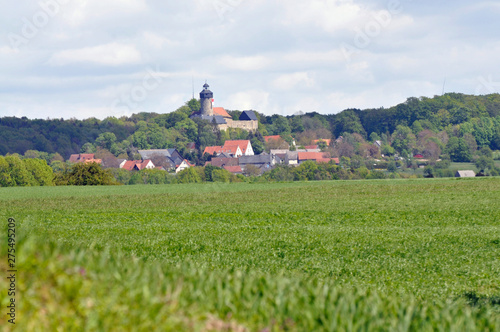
[455,170,476,178]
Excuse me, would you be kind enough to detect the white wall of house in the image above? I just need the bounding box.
[175,160,191,173]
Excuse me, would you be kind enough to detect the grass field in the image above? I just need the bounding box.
[1,178,500,330]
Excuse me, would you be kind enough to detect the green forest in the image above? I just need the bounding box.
[1,92,500,186]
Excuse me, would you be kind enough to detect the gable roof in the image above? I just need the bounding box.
[203,146,223,156]
[213,107,231,118]
[69,154,96,163]
[211,157,239,168]
[239,110,258,121]
[121,160,154,171]
[191,114,227,124]
[223,140,251,155]
[223,166,243,174]
[138,149,172,159]
[298,152,330,161]
[264,135,281,143]
[239,154,273,165]
[455,170,476,178]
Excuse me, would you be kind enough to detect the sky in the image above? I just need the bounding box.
[1,0,500,120]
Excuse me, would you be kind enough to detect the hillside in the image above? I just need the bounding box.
[1,93,499,161]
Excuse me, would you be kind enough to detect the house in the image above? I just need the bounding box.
[285,151,299,165]
[223,165,243,174]
[120,160,155,171]
[265,135,290,149]
[210,157,239,168]
[203,146,224,156]
[138,149,183,171]
[374,140,382,148]
[304,145,319,150]
[186,142,196,152]
[298,152,339,164]
[264,135,281,143]
[68,154,102,164]
[455,170,476,178]
[223,140,254,157]
[239,154,280,172]
[175,160,195,173]
[413,154,424,159]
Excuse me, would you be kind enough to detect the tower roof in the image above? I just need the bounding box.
[200,83,213,99]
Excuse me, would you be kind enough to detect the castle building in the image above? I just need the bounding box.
[190,83,258,132]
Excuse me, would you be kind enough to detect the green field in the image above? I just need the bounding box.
[1,178,500,331]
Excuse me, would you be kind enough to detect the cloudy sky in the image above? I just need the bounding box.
[1,0,500,119]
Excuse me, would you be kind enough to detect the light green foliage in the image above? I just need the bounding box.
[3,155,36,186]
[177,167,202,183]
[23,158,54,186]
[0,179,499,330]
[95,132,117,151]
[391,125,416,154]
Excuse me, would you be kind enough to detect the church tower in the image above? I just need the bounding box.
[199,83,214,116]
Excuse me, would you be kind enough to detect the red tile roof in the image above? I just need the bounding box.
[264,135,281,143]
[213,107,231,118]
[298,152,330,161]
[69,154,98,163]
[223,140,251,155]
[121,160,153,171]
[223,166,243,173]
[304,145,319,150]
[203,146,223,156]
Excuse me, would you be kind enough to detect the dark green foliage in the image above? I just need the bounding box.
[60,162,116,186]
[446,137,473,162]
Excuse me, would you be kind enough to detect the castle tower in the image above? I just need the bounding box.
[199,83,214,116]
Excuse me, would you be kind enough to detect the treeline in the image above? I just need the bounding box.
[1,93,500,161]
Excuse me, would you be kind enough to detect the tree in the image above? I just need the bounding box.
[369,132,380,142]
[0,156,14,187]
[391,125,416,154]
[23,158,54,186]
[95,132,117,151]
[81,143,96,154]
[187,98,200,113]
[4,155,36,186]
[251,137,265,155]
[66,162,116,186]
[475,156,495,173]
[244,164,261,177]
[177,167,202,183]
[387,161,397,173]
[445,137,472,162]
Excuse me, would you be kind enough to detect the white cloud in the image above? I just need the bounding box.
[272,72,315,90]
[61,0,148,27]
[225,90,270,111]
[218,55,272,71]
[0,46,19,55]
[48,43,142,66]
[281,0,362,33]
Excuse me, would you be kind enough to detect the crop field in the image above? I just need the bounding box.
[1,178,500,331]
